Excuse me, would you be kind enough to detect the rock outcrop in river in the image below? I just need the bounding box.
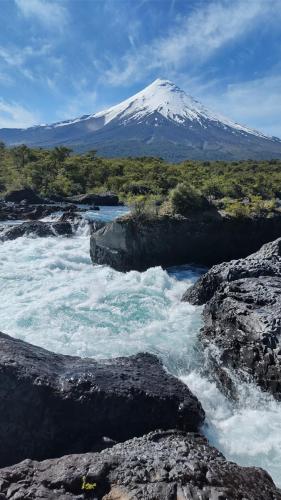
[0,220,73,241]
[0,201,62,222]
[0,332,204,467]
[0,430,279,499]
[67,192,120,206]
[184,238,281,400]
[90,213,281,271]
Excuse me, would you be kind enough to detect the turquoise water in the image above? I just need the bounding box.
[0,206,280,485]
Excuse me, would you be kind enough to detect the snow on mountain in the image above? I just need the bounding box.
[53,78,269,140]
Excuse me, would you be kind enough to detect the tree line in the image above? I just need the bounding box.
[1,142,281,216]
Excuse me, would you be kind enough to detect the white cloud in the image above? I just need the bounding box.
[104,0,281,86]
[0,100,40,128]
[15,0,68,30]
[201,74,281,139]
[0,47,24,67]
[0,43,53,82]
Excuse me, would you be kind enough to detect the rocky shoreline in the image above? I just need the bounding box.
[0,332,204,468]
[1,430,280,500]
[183,238,281,400]
[0,331,280,498]
[0,187,115,241]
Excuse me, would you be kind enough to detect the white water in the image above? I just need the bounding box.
[0,207,281,486]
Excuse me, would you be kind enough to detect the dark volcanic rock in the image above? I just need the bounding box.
[24,204,61,220]
[0,430,279,500]
[0,202,62,222]
[183,237,281,305]
[184,238,281,400]
[0,332,204,467]
[202,276,281,400]
[0,220,72,241]
[89,219,107,233]
[67,192,120,206]
[90,213,281,272]
[4,187,45,204]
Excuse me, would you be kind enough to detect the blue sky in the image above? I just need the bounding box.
[0,0,281,136]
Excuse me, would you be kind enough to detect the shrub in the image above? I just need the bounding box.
[169,183,206,215]
[224,201,250,218]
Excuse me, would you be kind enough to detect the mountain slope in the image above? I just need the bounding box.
[1,79,281,161]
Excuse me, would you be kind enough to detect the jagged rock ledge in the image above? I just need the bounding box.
[0,430,280,499]
[0,220,73,241]
[0,201,63,222]
[0,331,204,468]
[90,213,281,272]
[3,187,121,207]
[183,238,281,400]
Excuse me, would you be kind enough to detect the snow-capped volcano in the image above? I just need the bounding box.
[90,79,266,138]
[1,78,281,161]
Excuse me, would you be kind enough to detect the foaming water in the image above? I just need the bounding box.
[0,231,201,369]
[183,373,281,485]
[1,208,281,486]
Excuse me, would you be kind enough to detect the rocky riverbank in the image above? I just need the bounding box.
[0,430,280,500]
[183,238,281,400]
[0,331,204,467]
[0,187,118,240]
[0,188,121,223]
[90,212,281,271]
[0,332,279,497]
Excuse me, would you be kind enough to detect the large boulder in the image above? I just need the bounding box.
[0,430,279,499]
[0,332,204,467]
[201,276,281,400]
[183,238,281,400]
[67,192,120,206]
[0,221,72,241]
[4,188,45,204]
[90,213,281,272]
[183,237,281,305]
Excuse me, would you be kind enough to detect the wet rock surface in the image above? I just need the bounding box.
[0,220,73,241]
[0,201,62,221]
[0,332,204,468]
[201,276,281,400]
[67,192,120,206]
[90,214,281,272]
[0,430,279,500]
[184,238,281,399]
[183,237,281,305]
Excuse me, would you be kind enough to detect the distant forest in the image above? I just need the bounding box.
[1,142,281,217]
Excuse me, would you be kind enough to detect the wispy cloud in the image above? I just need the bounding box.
[195,73,281,138]
[104,0,280,85]
[0,43,53,81]
[0,99,40,128]
[15,0,68,30]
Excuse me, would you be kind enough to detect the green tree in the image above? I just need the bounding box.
[51,146,72,164]
[11,144,32,169]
